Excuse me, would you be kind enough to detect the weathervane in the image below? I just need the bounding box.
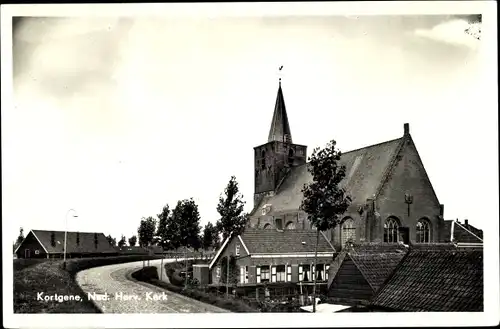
[278,65,283,85]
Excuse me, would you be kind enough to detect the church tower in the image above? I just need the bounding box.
[253,79,308,207]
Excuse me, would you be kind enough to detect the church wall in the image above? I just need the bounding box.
[374,137,443,243]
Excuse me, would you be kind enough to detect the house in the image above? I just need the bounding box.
[326,242,408,306]
[14,229,118,259]
[248,79,447,250]
[368,246,483,312]
[209,228,336,288]
[443,219,483,248]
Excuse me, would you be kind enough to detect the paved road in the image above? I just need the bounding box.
[76,259,229,313]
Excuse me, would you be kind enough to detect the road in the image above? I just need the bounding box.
[76,259,229,313]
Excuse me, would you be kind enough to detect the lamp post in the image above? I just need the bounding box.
[64,209,78,268]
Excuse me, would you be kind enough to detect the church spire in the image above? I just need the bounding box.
[268,67,292,143]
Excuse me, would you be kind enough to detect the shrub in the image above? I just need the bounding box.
[131,266,159,281]
[64,255,163,276]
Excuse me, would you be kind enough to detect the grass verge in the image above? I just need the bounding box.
[13,255,162,313]
[132,266,259,313]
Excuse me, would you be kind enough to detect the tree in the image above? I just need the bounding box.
[118,235,126,248]
[138,216,157,247]
[215,176,247,242]
[128,235,137,247]
[106,235,117,246]
[300,139,352,313]
[202,222,219,251]
[16,227,24,245]
[174,198,201,250]
[155,204,175,249]
[13,227,24,252]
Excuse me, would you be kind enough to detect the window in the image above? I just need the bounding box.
[299,264,311,282]
[276,265,286,282]
[261,150,266,170]
[235,243,240,256]
[285,221,296,230]
[216,266,221,279]
[35,250,40,255]
[240,266,247,284]
[259,266,270,283]
[315,264,325,281]
[416,219,431,243]
[263,223,272,230]
[325,264,330,281]
[341,217,356,245]
[275,218,283,230]
[384,217,399,243]
[286,265,292,282]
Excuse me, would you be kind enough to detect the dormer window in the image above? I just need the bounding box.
[235,243,240,256]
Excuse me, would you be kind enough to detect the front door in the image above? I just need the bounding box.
[24,249,31,258]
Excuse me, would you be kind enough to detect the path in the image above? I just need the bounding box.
[76,259,229,313]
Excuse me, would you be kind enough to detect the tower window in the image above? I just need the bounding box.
[261,150,266,170]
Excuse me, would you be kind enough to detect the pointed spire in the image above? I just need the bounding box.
[268,70,292,143]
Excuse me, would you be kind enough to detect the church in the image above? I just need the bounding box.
[247,79,447,251]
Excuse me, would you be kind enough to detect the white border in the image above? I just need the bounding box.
[2,1,498,328]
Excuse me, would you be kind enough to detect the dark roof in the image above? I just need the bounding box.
[443,220,483,244]
[268,83,292,143]
[328,243,408,291]
[252,137,405,216]
[240,228,335,254]
[370,249,484,312]
[31,230,116,254]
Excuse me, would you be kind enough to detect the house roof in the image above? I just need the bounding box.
[443,220,483,244]
[268,82,292,143]
[240,228,335,254]
[251,136,407,216]
[209,228,336,269]
[328,243,408,292]
[30,230,116,254]
[370,248,483,312]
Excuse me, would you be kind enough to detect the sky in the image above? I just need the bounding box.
[4,10,496,243]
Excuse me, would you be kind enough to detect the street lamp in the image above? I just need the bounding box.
[64,209,78,268]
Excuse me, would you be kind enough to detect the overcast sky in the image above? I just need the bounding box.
[4,10,495,242]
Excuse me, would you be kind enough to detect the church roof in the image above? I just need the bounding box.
[253,135,406,216]
[268,82,293,143]
[370,248,483,312]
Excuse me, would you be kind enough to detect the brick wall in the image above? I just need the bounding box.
[15,232,47,259]
[374,137,443,243]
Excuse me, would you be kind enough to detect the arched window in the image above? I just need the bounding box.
[261,150,266,170]
[288,149,294,166]
[263,223,272,230]
[416,219,431,243]
[341,217,356,245]
[384,217,399,243]
[285,221,296,230]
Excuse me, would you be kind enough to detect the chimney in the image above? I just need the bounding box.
[464,219,469,227]
[404,123,410,136]
[439,204,444,216]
